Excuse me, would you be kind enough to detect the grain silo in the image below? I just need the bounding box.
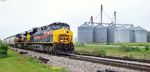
[78,23,93,43]
[93,24,107,43]
[107,25,117,43]
[133,26,147,42]
[128,26,135,42]
[114,25,130,42]
[147,31,150,42]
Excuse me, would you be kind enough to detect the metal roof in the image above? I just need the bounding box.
[79,23,91,27]
[95,24,105,28]
[133,26,145,30]
[128,26,135,30]
[116,25,126,30]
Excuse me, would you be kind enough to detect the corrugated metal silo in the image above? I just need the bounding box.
[128,26,135,42]
[114,25,130,42]
[93,24,107,43]
[147,31,150,42]
[107,25,117,43]
[78,23,93,43]
[133,26,147,42]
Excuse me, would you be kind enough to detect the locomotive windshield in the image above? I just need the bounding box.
[50,22,70,30]
[62,25,70,29]
[51,25,62,30]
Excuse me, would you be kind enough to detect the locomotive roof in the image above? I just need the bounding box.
[4,22,70,39]
[4,35,16,40]
[49,22,69,26]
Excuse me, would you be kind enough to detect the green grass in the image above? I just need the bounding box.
[112,42,150,46]
[76,42,150,46]
[75,44,150,60]
[0,50,66,72]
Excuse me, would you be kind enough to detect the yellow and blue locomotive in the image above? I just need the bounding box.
[5,22,74,54]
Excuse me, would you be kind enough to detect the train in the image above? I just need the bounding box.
[3,22,74,54]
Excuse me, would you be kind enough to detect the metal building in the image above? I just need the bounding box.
[78,23,93,43]
[93,24,107,43]
[133,26,147,42]
[114,25,130,42]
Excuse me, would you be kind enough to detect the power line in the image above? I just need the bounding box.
[94,12,100,21]
[103,10,113,23]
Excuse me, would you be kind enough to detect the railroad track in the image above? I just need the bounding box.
[75,53,150,64]
[68,54,150,71]
[11,47,150,71]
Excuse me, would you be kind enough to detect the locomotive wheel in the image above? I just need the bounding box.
[52,48,58,55]
[50,43,74,55]
[52,44,58,55]
[49,46,53,54]
[45,46,50,53]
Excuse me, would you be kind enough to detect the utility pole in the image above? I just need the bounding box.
[100,4,103,24]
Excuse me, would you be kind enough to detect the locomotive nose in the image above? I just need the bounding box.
[59,29,72,44]
[59,34,69,44]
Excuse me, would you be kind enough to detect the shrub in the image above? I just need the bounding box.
[0,40,8,55]
[120,44,140,52]
[131,47,140,51]
[144,45,149,51]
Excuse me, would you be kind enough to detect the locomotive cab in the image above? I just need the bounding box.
[51,23,74,54]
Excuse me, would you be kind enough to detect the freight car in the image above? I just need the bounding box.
[4,22,74,54]
[3,35,16,46]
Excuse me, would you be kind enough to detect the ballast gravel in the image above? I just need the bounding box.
[11,48,144,72]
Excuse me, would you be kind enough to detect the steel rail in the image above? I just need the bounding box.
[68,54,150,71]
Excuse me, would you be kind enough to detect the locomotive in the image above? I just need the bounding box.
[4,22,74,54]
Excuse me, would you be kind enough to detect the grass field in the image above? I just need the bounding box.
[75,43,150,60]
[113,42,150,46]
[0,50,66,72]
[77,42,150,46]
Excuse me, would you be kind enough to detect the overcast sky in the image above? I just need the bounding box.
[0,0,150,39]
